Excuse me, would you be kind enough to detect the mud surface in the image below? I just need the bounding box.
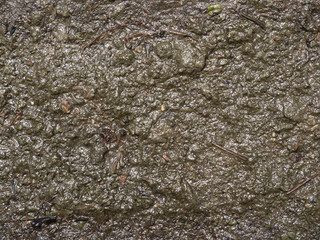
[1,0,320,239]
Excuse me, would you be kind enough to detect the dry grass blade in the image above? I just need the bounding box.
[285,172,320,195]
[212,142,248,161]
[82,24,127,50]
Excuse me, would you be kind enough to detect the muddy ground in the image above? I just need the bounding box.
[0,0,320,239]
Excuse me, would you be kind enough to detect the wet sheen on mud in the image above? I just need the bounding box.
[1,0,320,239]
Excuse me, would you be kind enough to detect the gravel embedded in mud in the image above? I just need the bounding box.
[1,0,320,239]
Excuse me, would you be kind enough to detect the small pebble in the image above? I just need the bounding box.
[305,203,313,209]
[119,129,127,137]
[135,46,142,53]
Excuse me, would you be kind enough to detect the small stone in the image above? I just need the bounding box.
[305,203,313,209]
[161,104,166,111]
[54,24,68,41]
[61,99,70,113]
[282,96,310,122]
[174,41,206,73]
[208,4,223,14]
[119,174,128,185]
[135,46,142,53]
[62,6,70,17]
[154,42,173,59]
[150,118,173,142]
[0,24,6,36]
[116,50,135,66]
[23,178,30,185]
[119,129,127,137]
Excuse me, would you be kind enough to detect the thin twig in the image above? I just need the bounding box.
[165,28,193,38]
[82,24,127,50]
[82,32,104,50]
[212,142,248,161]
[125,32,153,41]
[285,172,320,195]
[239,13,266,29]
